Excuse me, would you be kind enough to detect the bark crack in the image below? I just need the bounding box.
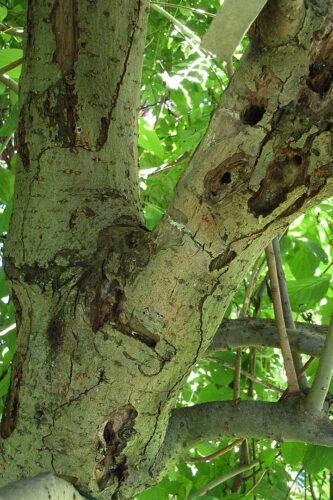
[96,0,143,149]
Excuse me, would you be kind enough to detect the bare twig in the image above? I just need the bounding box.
[208,357,284,394]
[187,438,243,463]
[306,312,333,412]
[232,440,249,492]
[152,2,215,17]
[272,237,309,390]
[266,242,299,393]
[0,22,24,36]
[0,74,18,93]
[244,467,268,497]
[0,57,23,76]
[234,256,262,399]
[139,151,190,177]
[284,468,304,500]
[189,460,260,498]
[309,474,317,500]
[280,357,315,401]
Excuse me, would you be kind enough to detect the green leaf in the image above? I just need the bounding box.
[259,448,276,467]
[0,197,13,233]
[0,103,18,136]
[0,268,9,299]
[304,238,329,264]
[281,442,307,466]
[0,168,12,203]
[303,445,333,474]
[196,384,232,404]
[0,6,8,22]
[287,277,331,311]
[0,49,23,79]
[288,242,319,279]
[143,202,164,230]
[138,117,164,159]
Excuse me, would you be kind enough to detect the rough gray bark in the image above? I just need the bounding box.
[1,1,333,499]
[160,399,333,468]
[208,318,327,357]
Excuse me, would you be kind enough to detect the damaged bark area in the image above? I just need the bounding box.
[1,1,333,500]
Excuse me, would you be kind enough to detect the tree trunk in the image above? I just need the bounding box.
[1,1,333,499]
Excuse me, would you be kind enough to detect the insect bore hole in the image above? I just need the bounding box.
[221,171,231,184]
[242,104,266,126]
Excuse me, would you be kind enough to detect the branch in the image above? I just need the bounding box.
[0,23,24,36]
[151,3,205,55]
[187,437,243,463]
[207,318,326,358]
[272,237,309,390]
[0,74,18,93]
[189,460,260,498]
[0,57,23,75]
[159,400,333,468]
[266,242,299,393]
[208,356,284,393]
[306,313,333,412]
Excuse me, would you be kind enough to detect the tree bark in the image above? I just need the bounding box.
[208,318,327,357]
[1,1,333,499]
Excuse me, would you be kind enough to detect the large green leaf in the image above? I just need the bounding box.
[303,445,333,474]
[287,277,331,311]
[0,49,23,78]
[138,117,164,159]
[288,242,320,279]
[281,442,307,466]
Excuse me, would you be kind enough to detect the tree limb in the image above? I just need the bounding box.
[306,313,333,412]
[159,400,333,469]
[207,318,326,358]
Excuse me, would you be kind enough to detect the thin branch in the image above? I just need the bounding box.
[151,4,204,47]
[208,356,284,394]
[152,2,215,17]
[306,312,333,412]
[232,440,249,492]
[187,437,243,463]
[309,474,317,500]
[234,256,262,399]
[244,467,269,497]
[284,468,304,500]
[139,151,190,177]
[272,237,309,390]
[0,22,24,36]
[190,460,260,498]
[266,242,300,393]
[280,357,315,401]
[0,74,18,93]
[207,318,326,358]
[0,57,23,75]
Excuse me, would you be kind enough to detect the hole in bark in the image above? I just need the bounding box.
[308,62,333,96]
[241,105,266,126]
[294,155,302,165]
[220,171,231,184]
